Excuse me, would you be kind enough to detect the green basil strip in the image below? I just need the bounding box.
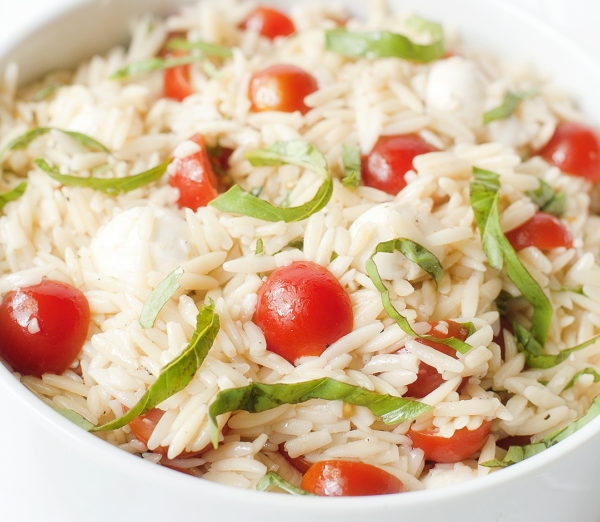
[405,13,443,41]
[256,472,315,496]
[166,38,233,58]
[470,167,552,350]
[365,239,471,354]
[208,377,431,447]
[482,90,536,125]
[255,238,264,256]
[325,28,444,63]
[139,267,184,329]
[32,84,59,102]
[0,182,27,211]
[110,55,204,80]
[526,179,566,218]
[91,302,219,432]
[521,332,600,369]
[341,144,361,188]
[52,406,96,431]
[563,368,600,391]
[0,127,109,161]
[210,141,333,222]
[35,158,170,195]
[482,393,600,467]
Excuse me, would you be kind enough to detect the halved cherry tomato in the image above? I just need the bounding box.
[538,122,600,183]
[0,280,90,377]
[240,6,295,40]
[362,134,437,195]
[169,133,219,210]
[409,420,492,463]
[164,50,193,102]
[404,321,469,399]
[505,211,573,251]
[254,261,353,364]
[301,460,404,496]
[248,64,318,114]
[278,443,312,473]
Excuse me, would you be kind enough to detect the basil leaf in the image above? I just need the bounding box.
[522,333,600,369]
[139,267,184,329]
[0,182,27,211]
[166,38,233,59]
[210,141,333,222]
[32,84,59,102]
[405,14,443,41]
[256,472,315,496]
[91,302,219,432]
[208,377,431,447]
[341,144,361,188]
[325,28,444,63]
[482,90,536,124]
[110,55,203,80]
[34,158,170,195]
[470,167,552,350]
[526,179,566,217]
[255,238,264,256]
[52,406,95,431]
[1,127,109,160]
[366,239,471,354]
[482,394,600,467]
[563,368,600,391]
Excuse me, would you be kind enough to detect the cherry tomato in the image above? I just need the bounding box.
[169,133,219,210]
[404,321,469,399]
[409,421,492,463]
[278,443,312,473]
[496,435,531,451]
[362,134,437,195]
[301,460,404,496]
[240,6,295,39]
[248,64,318,114]
[0,280,90,377]
[163,50,193,102]
[254,261,353,364]
[538,122,600,183]
[505,211,573,251]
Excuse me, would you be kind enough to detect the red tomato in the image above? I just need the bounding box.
[404,321,469,398]
[278,443,312,473]
[538,122,600,183]
[0,280,90,377]
[301,460,404,496]
[248,64,318,114]
[241,6,295,39]
[505,211,573,251]
[169,133,219,210]
[163,50,193,102]
[254,261,353,364]
[496,435,531,451]
[409,421,492,463]
[362,134,437,195]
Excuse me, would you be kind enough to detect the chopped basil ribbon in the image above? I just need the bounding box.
[91,302,219,432]
[526,179,566,218]
[53,406,96,431]
[256,472,315,496]
[482,393,600,467]
[35,158,171,195]
[139,267,184,329]
[109,55,204,80]
[341,144,361,188]
[0,182,27,211]
[405,13,443,42]
[0,127,109,161]
[210,141,333,222]
[208,377,431,447]
[366,239,472,354]
[166,38,233,59]
[518,330,600,369]
[564,367,600,391]
[482,90,537,124]
[325,28,444,63]
[32,84,59,102]
[470,167,552,351]
[255,238,264,256]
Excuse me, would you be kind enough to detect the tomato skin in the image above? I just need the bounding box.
[302,460,404,496]
[409,421,492,463]
[278,443,312,473]
[505,211,573,251]
[404,321,469,398]
[241,6,295,39]
[539,122,600,182]
[254,261,353,364]
[496,435,531,451]
[248,64,318,114]
[362,134,437,195]
[169,133,219,210]
[0,280,90,377]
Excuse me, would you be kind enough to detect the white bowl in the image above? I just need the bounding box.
[1,1,600,521]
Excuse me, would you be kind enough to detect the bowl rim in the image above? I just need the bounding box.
[1,0,600,510]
